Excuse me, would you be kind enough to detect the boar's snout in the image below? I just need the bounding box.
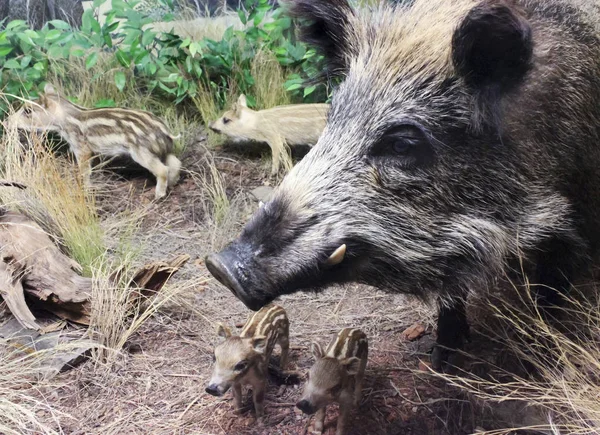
[205,248,272,311]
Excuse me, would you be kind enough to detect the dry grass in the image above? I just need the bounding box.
[428,281,600,435]
[0,119,103,275]
[251,50,291,110]
[88,255,208,364]
[0,331,103,435]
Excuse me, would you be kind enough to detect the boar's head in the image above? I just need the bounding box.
[206,0,573,310]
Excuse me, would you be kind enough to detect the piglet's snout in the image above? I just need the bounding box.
[296,399,316,415]
[205,384,224,396]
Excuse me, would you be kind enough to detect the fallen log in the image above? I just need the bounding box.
[0,211,189,330]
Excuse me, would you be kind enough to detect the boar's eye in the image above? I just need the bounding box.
[234,360,248,371]
[23,106,33,115]
[223,117,231,124]
[372,124,434,168]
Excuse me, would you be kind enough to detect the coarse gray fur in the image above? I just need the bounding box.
[205,0,600,369]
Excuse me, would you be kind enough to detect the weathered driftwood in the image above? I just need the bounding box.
[0,211,189,330]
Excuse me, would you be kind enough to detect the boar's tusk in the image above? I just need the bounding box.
[325,244,346,266]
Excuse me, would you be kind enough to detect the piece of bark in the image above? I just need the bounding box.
[0,211,92,330]
[401,323,426,341]
[0,262,40,330]
[0,211,190,329]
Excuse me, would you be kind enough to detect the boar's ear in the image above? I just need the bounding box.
[310,342,324,359]
[251,335,267,353]
[284,0,354,80]
[452,0,533,130]
[341,357,361,376]
[216,322,232,339]
[237,94,247,108]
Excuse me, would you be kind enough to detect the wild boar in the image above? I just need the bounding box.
[208,94,329,175]
[205,304,290,421]
[8,83,181,199]
[297,328,368,435]
[205,0,600,370]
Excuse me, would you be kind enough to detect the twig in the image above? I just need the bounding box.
[0,180,27,189]
[390,380,468,406]
[268,403,297,408]
[179,397,199,420]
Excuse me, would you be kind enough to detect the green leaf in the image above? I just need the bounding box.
[116,49,131,67]
[33,61,46,72]
[20,55,32,68]
[45,29,63,42]
[114,71,126,91]
[93,0,108,7]
[6,20,27,31]
[0,46,14,56]
[70,46,86,57]
[189,41,199,57]
[141,30,155,46]
[303,85,317,97]
[145,62,157,75]
[3,59,20,69]
[17,33,35,46]
[285,83,302,91]
[86,52,98,69]
[94,98,116,108]
[47,44,65,58]
[237,9,247,25]
[48,20,71,30]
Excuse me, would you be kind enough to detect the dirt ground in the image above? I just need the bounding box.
[7,135,549,435]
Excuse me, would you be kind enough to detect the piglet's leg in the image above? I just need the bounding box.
[232,383,243,413]
[251,378,266,422]
[336,396,354,435]
[74,148,93,186]
[279,334,289,369]
[129,147,169,199]
[353,366,366,407]
[313,407,326,433]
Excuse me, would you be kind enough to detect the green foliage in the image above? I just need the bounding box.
[0,0,330,119]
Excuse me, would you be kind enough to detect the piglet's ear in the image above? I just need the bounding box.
[216,323,232,338]
[341,357,361,376]
[43,83,57,95]
[452,0,532,90]
[252,335,267,353]
[237,94,247,108]
[285,0,354,80]
[310,341,324,359]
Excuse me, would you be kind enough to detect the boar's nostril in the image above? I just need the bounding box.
[205,253,241,295]
[205,252,264,311]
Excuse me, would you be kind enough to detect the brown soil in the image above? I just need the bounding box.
[11,137,545,435]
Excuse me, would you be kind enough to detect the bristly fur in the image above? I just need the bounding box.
[207,0,600,367]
